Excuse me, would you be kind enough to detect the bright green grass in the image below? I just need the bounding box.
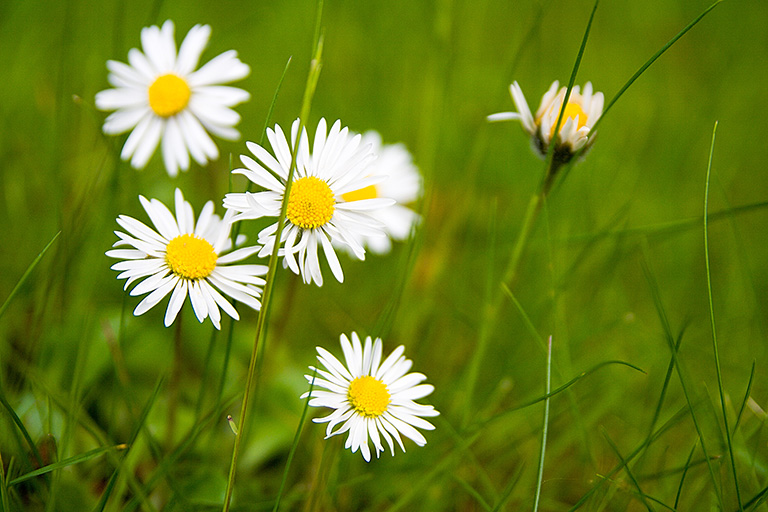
[2,0,768,510]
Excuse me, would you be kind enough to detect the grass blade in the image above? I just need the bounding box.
[8,444,126,487]
[0,231,60,321]
[703,121,743,510]
[532,336,552,512]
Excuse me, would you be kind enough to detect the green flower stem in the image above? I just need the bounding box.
[220,19,323,512]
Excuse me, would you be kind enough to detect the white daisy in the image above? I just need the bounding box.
[335,131,422,255]
[488,80,604,162]
[223,118,395,287]
[95,20,250,177]
[302,332,439,462]
[106,188,267,329]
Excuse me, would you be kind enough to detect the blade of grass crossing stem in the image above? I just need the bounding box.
[540,0,598,192]
[272,369,316,512]
[491,463,527,512]
[483,359,644,428]
[704,121,743,511]
[221,5,324,511]
[92,377,163,512]
[569,407,689,511]
[639,243,724,509]
[601,428,654,512]
[0,231,60,321]
[533,336,552,512]
[462,198,497,427]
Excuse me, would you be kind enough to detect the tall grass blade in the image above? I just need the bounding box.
[601,428,654,511]
[703,121,743,510]
[675,440,698,509]
[532,336,552,512]
[0,231,60,321]
[272,369,316,512]
[733,361,755,435]
[589,0,723,135]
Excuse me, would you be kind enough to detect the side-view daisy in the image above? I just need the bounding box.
[302,332,439,462]
[335,130,422,255]
[106,188,267,329]
[488,80,604,164]
[223,118,395,286]
[95,20,250,177]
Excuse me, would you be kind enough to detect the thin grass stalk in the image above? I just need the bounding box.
[272,369,317,512]
[601,428,654,512]
[675,440,698,509]
[0,231,60,321]
[221,10,324,511]
[704,121,743,511]
[532,336,552,512]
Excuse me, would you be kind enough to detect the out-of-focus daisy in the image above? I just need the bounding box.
[302,332,439,462]
[95,20,250,177]
[223,118,394,286]
[336,131,421,255]
[488,80,604,163]
[106,188,266,329]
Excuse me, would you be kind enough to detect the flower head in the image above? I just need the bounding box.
[336,131,422,255]
[223,118,395,286]
[302,332,439,462]
[95,20,250,176]
[106,188,267,329]
[488,80,604,163]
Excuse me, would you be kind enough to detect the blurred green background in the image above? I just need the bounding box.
[2,0,768,510]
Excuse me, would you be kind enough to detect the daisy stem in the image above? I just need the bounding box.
[221,12,324,512]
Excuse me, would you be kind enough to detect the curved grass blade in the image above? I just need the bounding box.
[588,0,723,136]
[733,361,756,435]
[0,231,60,321]
[675,440,698,509]
[704,121,743,511]
[8,444,126,487]
[481,359,644,428]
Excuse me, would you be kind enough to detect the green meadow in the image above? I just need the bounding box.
[2,0,768,510]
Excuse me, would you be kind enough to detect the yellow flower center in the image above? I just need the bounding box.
[348,376,391,418]
[547,101,588,140]
[165,234,217,280]
[286,176,335,229]
[341,184,378,203]
[148,74,191,118]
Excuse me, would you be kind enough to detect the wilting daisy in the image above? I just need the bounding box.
[106,188,267,329]
[488,80,604,163]
[335,131,421,255]
[302,332,439,462]
[95,20,250,176]
[223,118,395,286]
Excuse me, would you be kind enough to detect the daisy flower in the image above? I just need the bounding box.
[488,80,604,163]
[302,332,439,462]
[95,20,250,177]
[335,131,422,255]
[106,188,267,329]
[223,118,395,286]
